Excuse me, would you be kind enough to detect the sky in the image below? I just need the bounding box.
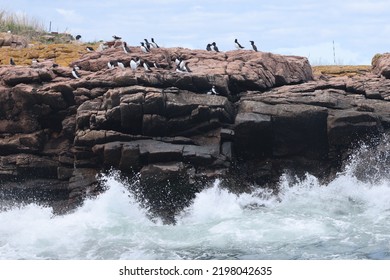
[2,0,390,65]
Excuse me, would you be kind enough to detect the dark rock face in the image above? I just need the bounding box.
[1,45,389,222]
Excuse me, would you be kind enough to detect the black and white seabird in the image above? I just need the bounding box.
[144,39,151,49]
[179,59,186,70]
[175,64,186,73]
[112,35,122,40]
[211,42,219,52]
[206,43,212,51]
[150,38,160,48]
[117,60,125,70]
[10,57,15,65]
[107,60,117,69]
[153,61,160,68]
[143,60,152,72]
[211,85,219,95]
[72,66,80,79]
[122,42,131,53]
[235,39,245,50]
[130,57,138,70]
[207,85,219,95]
[75,35,82,40]
[174,55,182,66]
[86,46,94,52]
[250,40,258,52]
[140,42,150,53]
[181,61,191,72]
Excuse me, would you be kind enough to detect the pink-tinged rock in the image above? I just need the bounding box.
[0,66,55,86]
[372,53,390,78]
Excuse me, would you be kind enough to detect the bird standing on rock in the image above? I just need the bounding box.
[211,85,219,95]
[206,43,212,51]
[10,57,15,65]
[140,42,150,53]
[181,61,191,72]
[211,42,219,52]
[143,60,152,72]
[117,60,125,70]
[207,85,219,95]
[144,39,151,49]
[72,66,80,79]
[86,46,94,52]
[130,57,138,70]
[235,39,245,50]
[250,40,258,52]
[150,38,159,48]
[122,42,131,53]
[107,60,117,69]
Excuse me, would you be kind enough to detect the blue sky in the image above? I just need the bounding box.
[2,0,390,65]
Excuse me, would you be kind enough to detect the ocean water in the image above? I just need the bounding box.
[0,142,389,260]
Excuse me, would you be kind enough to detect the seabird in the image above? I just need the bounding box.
[52,63,59,68]
[181,61,191,72]
[117,60,125,70]
[153,61,160,68]
[130,57,138,70]
[107,60,117,69]
[206,43,212,51]
[72,66,80,79]
[75,35,82,40]
[140,42,150,53]
[174,56,182,65]
[235,39,245,50]
[175,64,186,73]
[211,85,219,95]
[207,85,219,95]
[86,46,94,52]
[211,42,219,52]
[112,35,122,40]
[144,39,151,49]
[250,40,258,52]
[150,38,160,48]
[10,58,15,65]
[143,60,152,72]
[179,59,186,70]
[122,42,131,53]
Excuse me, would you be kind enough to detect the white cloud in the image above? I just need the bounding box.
[56,8,83,23]
[343,1,390,14]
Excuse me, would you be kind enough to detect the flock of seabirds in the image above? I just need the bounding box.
[8,35,259,95]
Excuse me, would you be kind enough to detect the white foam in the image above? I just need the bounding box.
[1,149,390,259]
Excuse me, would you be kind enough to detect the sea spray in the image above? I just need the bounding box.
[0,139,390,259]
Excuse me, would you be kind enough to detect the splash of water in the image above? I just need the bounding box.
[0,136,390,259]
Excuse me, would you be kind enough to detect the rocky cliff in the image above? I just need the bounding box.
[0,44,389,222]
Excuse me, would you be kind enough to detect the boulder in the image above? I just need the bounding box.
[372,53,390,78]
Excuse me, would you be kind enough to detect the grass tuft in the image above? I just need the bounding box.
[0,9,45,39]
